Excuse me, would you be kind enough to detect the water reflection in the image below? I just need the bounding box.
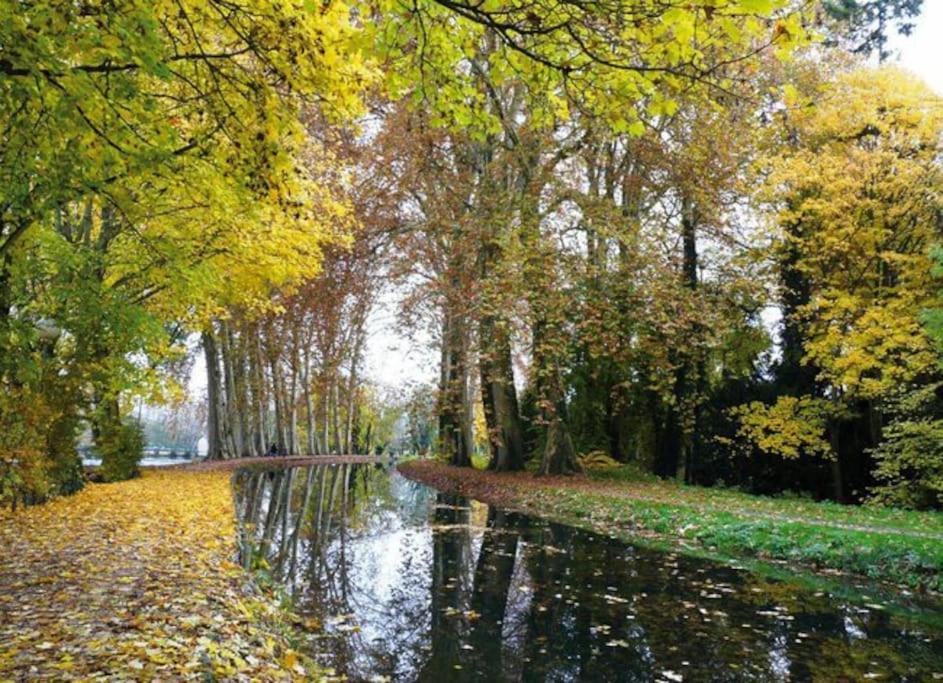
[234,465,943,681]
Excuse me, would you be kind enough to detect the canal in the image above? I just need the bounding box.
[234,464,943,681]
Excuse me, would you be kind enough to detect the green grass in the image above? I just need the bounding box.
[516,495,943,630]
[584,464,943,536]
[520,473,943,591]
[545,488,941,589]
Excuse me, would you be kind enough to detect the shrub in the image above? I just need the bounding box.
[98,419,144,483]
[869,419,943,510]
[869,382,943,510]
[0,388,52,508]
[45,414,85,496]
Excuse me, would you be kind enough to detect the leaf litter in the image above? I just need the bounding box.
[0,469,315,680]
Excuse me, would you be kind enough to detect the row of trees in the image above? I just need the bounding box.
[1,0,936,509]
[0,0,372,503]
[202,239,394,458]
[362,13,943,506]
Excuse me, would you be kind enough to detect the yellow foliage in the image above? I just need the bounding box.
[733,396,833,460]
[579,451,621,470]
[0,469,315,680]
[762,65,943,399]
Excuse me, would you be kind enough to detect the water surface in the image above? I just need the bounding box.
[233,464,943,681]
[82,456,196,468]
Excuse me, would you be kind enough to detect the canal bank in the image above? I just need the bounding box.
[398,459,943,593]
[3,460,942,680]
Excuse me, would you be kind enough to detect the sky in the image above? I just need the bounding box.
[886,1,943,95]
[192,6,943,398]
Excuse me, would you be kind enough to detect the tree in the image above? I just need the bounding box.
[0,0,373,489]
[741,65,943,501]
[823,0,924,59]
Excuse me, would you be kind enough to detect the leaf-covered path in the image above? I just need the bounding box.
[0,469,312,681]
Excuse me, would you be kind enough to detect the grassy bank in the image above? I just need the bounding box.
[398,460,943,592]
[0,468,314,680]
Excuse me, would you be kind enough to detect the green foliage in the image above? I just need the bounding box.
[870,420,943,510]
[869,383,943,510]
[923,246,943,351]
[378,0,809,137]
[97,419,144,484]
[44,414,85,497]
[585,462,661,484]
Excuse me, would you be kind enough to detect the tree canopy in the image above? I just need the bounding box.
[1,0,941,513]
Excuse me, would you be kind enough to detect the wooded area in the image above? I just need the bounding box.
[1,0,941,511]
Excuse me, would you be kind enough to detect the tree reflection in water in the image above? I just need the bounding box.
[234,466,943,682]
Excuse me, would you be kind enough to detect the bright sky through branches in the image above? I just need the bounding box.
[186,8,943,399]
[361,6,943,391]
[886,1,943,95]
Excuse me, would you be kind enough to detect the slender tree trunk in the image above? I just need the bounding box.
[220,322,244,456]
[269,352,285,454]
[287,329,301,456]
[322,388,331,455]
[249,332,267,456]
[302,347,319,455]
[203,328,225,460]
[288,366,298,457]
[332,378,342,455]
[345,352,360,455]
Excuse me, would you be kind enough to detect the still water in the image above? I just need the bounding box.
[233,464,943,682]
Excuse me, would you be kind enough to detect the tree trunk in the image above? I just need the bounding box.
[203,328,225,460]
[829,423,846,503]
[269,351,285,454]
[322,388,331,455]
[249,332,267,456]
[539,414,580,476]
[220,322,245,457]
[439,305,473,467]
[332,378,342,455]
[479,320,524,471]
[779,214,818,395]
[345,347,361,456]
[677,195,701,484]
[303,352,319,455]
